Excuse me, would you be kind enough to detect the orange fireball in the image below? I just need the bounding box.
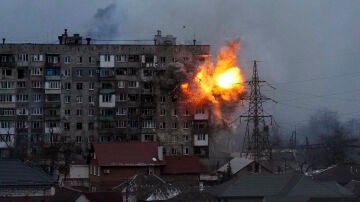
[180,41,246,120]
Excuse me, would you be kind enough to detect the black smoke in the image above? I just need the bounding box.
[86,3,120,39]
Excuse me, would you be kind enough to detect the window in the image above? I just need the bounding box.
[76,109,82,116]
[183,135,189,141]
[89,69,94,77]
[160,108,166,116]
[18,69,25,79]
[31,67,43,75]
[32,81,43,88]
[32,121,41,129]
[0,81,15,89]
[104,54,111,62]
[17,81,26,88]
[88,57,93,63]
[88,96,95,103]
[0,95,13,102]
[88,122,94,130]
[64,83,71,90]
[32,54,44,61]
[160,57,166,63]
[184,147,189,155]
[160,96,166,103]
[76,96,82,103]
[46,81,60,89]
[159,122,166,129]
[142,120,155,129]
[102,94,113,102]
[64,96,70,103]
[16,121,27,129]
[172,109,177,116]
[76,70,83,77]
[128,94,138,102]
[64,56,71,64]
[76,122,82,130]
[116,55,127,62]
[118,81,125,88]
[17,54,28,62]
[0,121,11,128]
[65,109,70,116]
[116,120,127,128]
[197,134,207,140]
[144,135,154,141]
[116,68,127,75]
[64,122,70,131]
[31,108,42,115]
[116,108,127,115]
[76,136,82,143]
[76,83,83,90]
[64,69,71,76]
[0,109,15,116]
[16,94,28,102]
[183,121,190,129]
[89,109,95,116]
[78,56,83,63]
[33,94,41,102]
[128,120,139,128]
[128,81,139,88]
[89,82,94,90]
[172,122,177,129]
[184,108,191,116]
[17,108,27,115]
[171,148,177,155]
[196,107,205,114]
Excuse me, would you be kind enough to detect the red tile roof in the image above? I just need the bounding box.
[93,142,164,166]
[163,156,201,174]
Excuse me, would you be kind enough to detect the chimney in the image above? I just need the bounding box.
[2,38,5,44]
[58,36,63,45]
[193,39,196,45]
[157,30,161,36]
[64,29,68,37]
[86,37,91,45]
[158,146,163,161]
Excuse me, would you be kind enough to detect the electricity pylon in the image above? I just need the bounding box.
[241,60,274,161]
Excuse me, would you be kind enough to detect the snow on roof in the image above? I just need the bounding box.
[217,157,254,174]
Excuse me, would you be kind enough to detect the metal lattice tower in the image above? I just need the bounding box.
[241,60,273,161]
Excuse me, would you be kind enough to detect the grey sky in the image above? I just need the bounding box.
[1,0,360,137]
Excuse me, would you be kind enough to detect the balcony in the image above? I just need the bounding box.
[45,127,62,134]
[0,128,15,135]
[0,134,15,148]
[194,134,208,146]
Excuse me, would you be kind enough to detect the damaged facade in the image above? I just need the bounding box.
[0,30,210,159]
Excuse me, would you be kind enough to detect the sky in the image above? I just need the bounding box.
[1,0,360,139]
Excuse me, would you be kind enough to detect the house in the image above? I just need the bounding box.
[161,156,201,188]
[89,142,165,191]
[0,160,56,197]
[112,174,180,202]
[309,162,360,185]
[207,173,355,202]
[62,160,89,188]
[217,157,272,179]
[49,187,122,202]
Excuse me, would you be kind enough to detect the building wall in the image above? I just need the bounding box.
[0,40,210,158]
[69,165,89,179]
[89,165,161,190]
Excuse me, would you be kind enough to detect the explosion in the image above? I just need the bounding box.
[181,41,246,120]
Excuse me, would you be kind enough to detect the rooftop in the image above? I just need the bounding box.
[162,156,200,174]
[0,160,55,186]
[92,142,164,167]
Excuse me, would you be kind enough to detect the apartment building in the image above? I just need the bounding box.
[0,30,210,158]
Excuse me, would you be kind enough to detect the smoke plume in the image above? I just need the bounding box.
[86,3,120,39]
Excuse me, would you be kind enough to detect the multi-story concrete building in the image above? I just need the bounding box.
[0,29,210,159]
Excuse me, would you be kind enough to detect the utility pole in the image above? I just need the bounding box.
[241,60,274,161]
